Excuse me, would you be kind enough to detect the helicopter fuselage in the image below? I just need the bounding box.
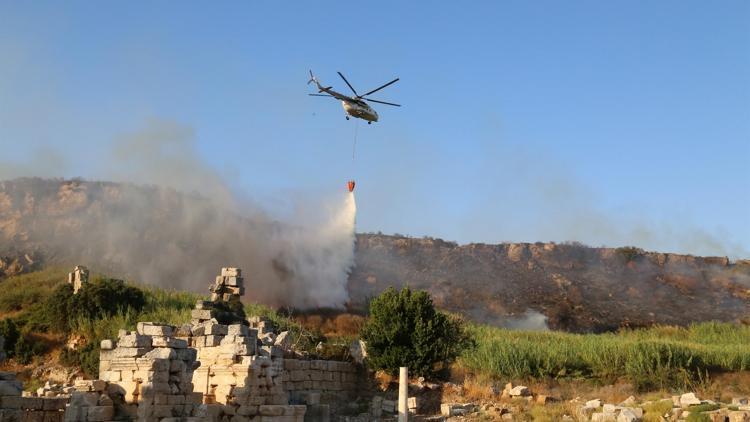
[308,71,398,123]
[342,99,378,122]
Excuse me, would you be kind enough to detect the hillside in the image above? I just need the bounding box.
[1,178,749,332]
[350,235,750,332]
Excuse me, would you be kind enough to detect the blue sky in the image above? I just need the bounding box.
[1,1,748,257]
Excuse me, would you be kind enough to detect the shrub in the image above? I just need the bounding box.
[0,318,20,355]
[32,278,146,333]
[73,277,146,321]
[60,342,99,378]
[14,332,46,364]
[361,287,473,378]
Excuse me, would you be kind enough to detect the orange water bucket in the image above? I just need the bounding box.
[347,180,356,192]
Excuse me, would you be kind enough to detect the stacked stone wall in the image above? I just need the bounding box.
[0,267,363,421]
[99,322,201,420]
[0,371,67,421]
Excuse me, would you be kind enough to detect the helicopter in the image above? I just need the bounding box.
[307,70,400,123]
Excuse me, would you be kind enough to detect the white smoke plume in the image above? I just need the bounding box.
[0,119,358,309]
[498,310,549,331]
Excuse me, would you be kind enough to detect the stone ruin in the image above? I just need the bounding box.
[0,335,69,420]
[68,265,90,294]
[0,267,361,421]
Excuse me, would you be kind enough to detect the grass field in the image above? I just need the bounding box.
[1,269,749,392]
[459,322,750,390]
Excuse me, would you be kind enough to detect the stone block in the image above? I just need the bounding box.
[42,397,68,410]
[137,322,174,337]
[100,339,114,350]
[260,405,286,416]
[591,412,617,422]
[222,267,241,277]
[85,406,114,421]
[0,396,24,408]
[137,357,170,372]
[0,372,16,381]
[227,324,249,336]
[618,408,641,422]
[113,347,151,358]
[204,335,223,347]
[222,276,242,287]
[195,300,213,310]
[143,347,176,360]
[309,360,325,370]
[0,380,23,396]
[152,336,188,349]
[102,370,121,382]
[109,357,139,371]
[152,404,173,417]
[64,406,87,422]
[681,392,702,407]
[383,399,396,413]
[191,309,215,320]
[118,333,151,348]
[205,323,229,336]
[509,385,530,397]
[237,405,259,416]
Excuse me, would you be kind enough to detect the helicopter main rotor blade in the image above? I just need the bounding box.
[364,98,401,107]
[308,93,334,97]
[360,78,399,97]
[337,72,359,97]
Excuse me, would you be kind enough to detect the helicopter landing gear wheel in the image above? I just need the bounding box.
[367,121,372,125]
[345,116,350,120]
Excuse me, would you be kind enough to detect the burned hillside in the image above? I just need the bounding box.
[1,178,748,333]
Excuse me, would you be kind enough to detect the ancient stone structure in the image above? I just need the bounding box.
[210,267,244,303]
[0,267,363,421]
[67,265,89,294]
[0,371,68,421]
[98,323,200,420]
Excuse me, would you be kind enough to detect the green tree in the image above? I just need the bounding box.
[360,287,473,378]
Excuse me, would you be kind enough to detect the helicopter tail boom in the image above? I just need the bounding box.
[307,70,330,93]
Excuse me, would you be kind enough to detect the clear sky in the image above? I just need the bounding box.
[1,1,748,257]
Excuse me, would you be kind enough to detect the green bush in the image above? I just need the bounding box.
[33,278,146,333]
[60,342,99,378]
[14,333,46,364]
[360,287,473,378]
[73,277,146,321]
[0,318,20,355]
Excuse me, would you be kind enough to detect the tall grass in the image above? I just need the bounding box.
[0,267,67,314]
[460,322,750,390]
[69,286,200,340]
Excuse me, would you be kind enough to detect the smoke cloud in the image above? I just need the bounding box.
[499,310,549,331]
[0,119,357,309]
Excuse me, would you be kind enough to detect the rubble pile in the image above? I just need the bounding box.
[34,381,75,398]
[65,380,115,422]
